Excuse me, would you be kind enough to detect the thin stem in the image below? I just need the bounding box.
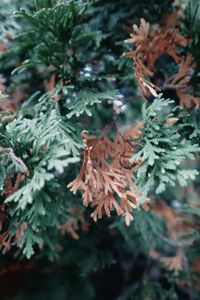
[0,147,29,177]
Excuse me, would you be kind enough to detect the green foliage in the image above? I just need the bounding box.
[0,96,81,257]
[0,0,31,41]
[185,0,200,67]
[13,1,103,79]
[133,95,199,199]
[66,89,117,118]
[0,0,200,299]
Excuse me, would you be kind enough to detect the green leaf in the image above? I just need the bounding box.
[66,89,117,118]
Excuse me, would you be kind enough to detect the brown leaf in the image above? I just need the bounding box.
[123,19,199,107]
[68,126,150,225]
[160,250,184,276]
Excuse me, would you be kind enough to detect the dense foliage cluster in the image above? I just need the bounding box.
[0,0,200,299]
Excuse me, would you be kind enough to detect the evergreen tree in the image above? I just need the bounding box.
[0,0,200,299]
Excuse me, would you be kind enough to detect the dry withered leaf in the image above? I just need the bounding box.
[61,219,80,240]
[153,201,192,240]
[60,208,90,240]
[149,248,185,276]
[160,249,185,276]
[44,73,61,102]
[0,76,28,115]
[68,124,150,225]
[0,43,6,52]
[124,18,199,107]
[2,173,26,197]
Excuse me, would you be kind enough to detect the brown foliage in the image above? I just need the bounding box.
[0,174,27,254]
[60,208,90,240]
[44,73,61,102]
[124,19,200,107]
[160,252,184,276]
[68,123,150,225]
[150,248,185,276]
[0,77,16,114]
[2,173,26,197]
[0,76,27,116]
[0,205,13,254]
[153,200,193,240]
[149,201,196,276]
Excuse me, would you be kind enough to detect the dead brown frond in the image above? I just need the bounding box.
[68,124,150,225]
[60,208,90,240]
[123,19,199,107]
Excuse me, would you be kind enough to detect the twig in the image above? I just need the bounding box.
[162,83,188,90]
[0,147,29,177]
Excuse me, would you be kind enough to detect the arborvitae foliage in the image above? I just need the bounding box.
[0,0,200,299]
